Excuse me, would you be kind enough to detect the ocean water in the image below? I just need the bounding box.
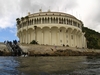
[0,57,20,75]
[0,56,100,75]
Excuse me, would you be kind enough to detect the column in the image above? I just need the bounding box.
[27,32,30,44]
[22,33,23,43]
[41,18,42,24]
[29,31,31,44]
[31,30,33,42]
[57,30,60,45]
[27,32,28,44]
[49,29,51,45]
[21,33,22,43]
[42,30,43,44]
[50,18,51,23]
[69,33,71,47]
[82,34,84,47]
[73,34,75,47]
[80,34,82,48]
[26,30,28,44]
[58,18,59,24]
[72,20,73,26]
[26,31,27,44]
[66,19,67,25]
[79,35,81,48]
[75,34,77,47]
[33,19,34,25]
[34,30,35,40]
[63,31,66,45]
[76,35,78,47]
[78,35,80,47]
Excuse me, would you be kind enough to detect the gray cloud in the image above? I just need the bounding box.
[82,0,100,32]
[0,0,100,33]
[18,0,78,15]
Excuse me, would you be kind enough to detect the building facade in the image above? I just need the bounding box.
[16,10,87,48]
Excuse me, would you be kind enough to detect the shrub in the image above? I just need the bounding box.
[30,40,38,44]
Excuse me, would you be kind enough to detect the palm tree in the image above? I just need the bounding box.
[16,18,20,25]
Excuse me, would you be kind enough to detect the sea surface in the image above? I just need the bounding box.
[0,56,100,75]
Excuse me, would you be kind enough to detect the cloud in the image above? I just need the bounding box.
[0,0,19,29]
[0,0,79,29]
[0,0,100,33]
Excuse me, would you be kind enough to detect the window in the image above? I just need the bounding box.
[60,30,62,32]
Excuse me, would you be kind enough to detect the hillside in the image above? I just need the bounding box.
[83,27,100,49]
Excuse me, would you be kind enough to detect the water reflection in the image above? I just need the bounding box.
[0,57,19,75]
[0,56,100,75]
[17,56,87,75]
[72,56,100,75]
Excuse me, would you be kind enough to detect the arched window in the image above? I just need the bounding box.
[64,18,66,24]
[48,17,49,23]
[69,20,70,25]
[30,20,31,25]
[42,18,44,24]
[70,20,72,25]
[51,17,53,23]
[56,18,58,23]
[34,19,36,24]
[61,18,63,24]
[45,18,47,23]
[39,18,41,24]
[25,22,26,26]
[28,20,29,25]
[36,18,38,24]
[32,19,33,25]
[54,17,56,23]
[59,18,62,24]
[67,19,68,24]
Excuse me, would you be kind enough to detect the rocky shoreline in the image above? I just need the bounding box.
[0,43,100,56]
[20,44,100,56]
[28,48,100,56]
[0,43,11,56]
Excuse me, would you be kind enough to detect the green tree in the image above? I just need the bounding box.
[83,27,100,49]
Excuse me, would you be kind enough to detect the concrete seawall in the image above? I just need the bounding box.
[20,44,100,56]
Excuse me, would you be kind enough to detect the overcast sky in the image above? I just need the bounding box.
[0,0,100,42]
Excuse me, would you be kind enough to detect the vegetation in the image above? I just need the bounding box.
[21,17,24,21]
[30,40,38,44]
[83,27,100,49]
[16,18,20,24]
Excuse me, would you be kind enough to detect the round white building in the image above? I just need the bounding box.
[16,10,87,48]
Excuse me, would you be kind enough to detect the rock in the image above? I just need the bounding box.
[19,44,100,56]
